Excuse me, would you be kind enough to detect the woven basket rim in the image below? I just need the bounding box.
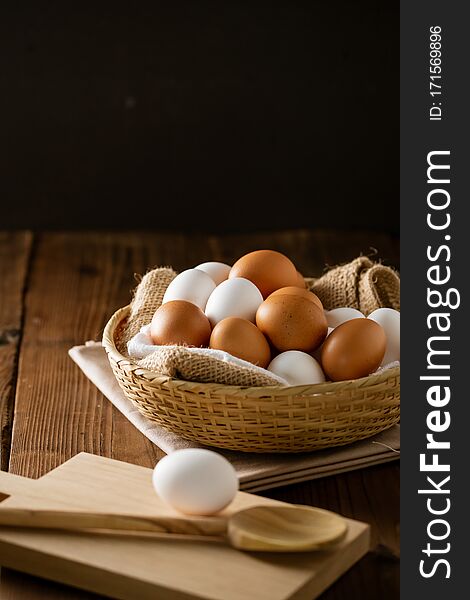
[102,305,400,398]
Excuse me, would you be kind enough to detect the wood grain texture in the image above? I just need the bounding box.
[1,230,399,599]
[0,232,33,471]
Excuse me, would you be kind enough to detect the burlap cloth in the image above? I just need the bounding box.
[309,256,400,315]
[119,257,400,387]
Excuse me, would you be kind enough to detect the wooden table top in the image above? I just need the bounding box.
[0,230,400,600]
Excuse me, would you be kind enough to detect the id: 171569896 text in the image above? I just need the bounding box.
[429,26,443,121]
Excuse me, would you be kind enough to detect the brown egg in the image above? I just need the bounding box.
[295,270,307,289]
[209,317,271,367]
[321,319,386,382]
[268,286,323,309]
[150,300,211,347]
[256,295,328,352]
[229,250,298,298]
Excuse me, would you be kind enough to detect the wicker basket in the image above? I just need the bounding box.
[103,305,400,453]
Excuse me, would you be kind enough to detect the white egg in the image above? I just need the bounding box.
[162,269,216,311]
[268,351,325,385]
[205,277,263,326]
[195,262,231,286]
[325,307,365,328]
[152,449,239,516]
[367,308,400,365]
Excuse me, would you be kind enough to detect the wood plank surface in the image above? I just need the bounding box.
[0,233,33,471]
[1,230,399,599]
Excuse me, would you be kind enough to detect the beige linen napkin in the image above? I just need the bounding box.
[69,342,400,492]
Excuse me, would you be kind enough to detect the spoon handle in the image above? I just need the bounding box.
[0,507,228,537]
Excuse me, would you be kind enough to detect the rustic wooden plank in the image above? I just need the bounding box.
[4,230,400,599]
[0,570,103,600]
[7,231,219,477]
[0,232,33,472]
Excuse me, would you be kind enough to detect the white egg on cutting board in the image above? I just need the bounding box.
[152,449,238,516]
[205,277,263,326]
[195,262,232,286]
[162,269,216,311]
[268,350,325,385]
[325,307,365,328]
[367,308,400,365]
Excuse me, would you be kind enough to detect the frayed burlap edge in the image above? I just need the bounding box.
[307,257,399,315]
[358,264,400,315]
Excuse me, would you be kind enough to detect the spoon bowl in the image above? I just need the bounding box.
[228,505,348,552]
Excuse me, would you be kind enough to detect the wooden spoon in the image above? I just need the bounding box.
[0,504,347,552]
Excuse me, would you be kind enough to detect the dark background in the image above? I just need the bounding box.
[0,1,399,234]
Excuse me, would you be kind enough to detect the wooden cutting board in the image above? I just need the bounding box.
[0,453,370,600]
